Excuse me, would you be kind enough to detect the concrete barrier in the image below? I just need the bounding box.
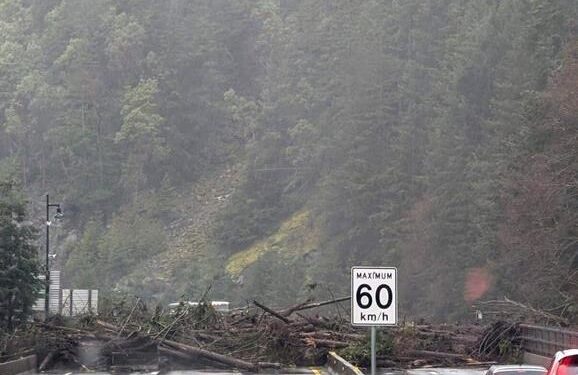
[0,354,37,375]
[327,351,365,375]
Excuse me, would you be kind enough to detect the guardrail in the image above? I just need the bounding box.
[519,324,578,358]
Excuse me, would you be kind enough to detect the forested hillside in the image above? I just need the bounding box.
[1,0,576,322]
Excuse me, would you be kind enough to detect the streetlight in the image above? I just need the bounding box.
[45,194,63,318]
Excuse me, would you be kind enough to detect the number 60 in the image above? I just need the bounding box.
[356,284,393,309]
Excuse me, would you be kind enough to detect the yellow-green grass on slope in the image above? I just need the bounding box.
[226,209,319,277]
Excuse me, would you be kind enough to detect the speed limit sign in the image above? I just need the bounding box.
[351,267,397,326]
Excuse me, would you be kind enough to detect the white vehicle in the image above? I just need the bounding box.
[168,301,230,313]
[484,365,547,375]
[546,349,578,375]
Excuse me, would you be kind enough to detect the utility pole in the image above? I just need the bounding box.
[45,194,62,318]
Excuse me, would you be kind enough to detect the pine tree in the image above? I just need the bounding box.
[0,177,41,330]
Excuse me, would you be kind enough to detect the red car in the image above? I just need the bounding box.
[547,350,578,375]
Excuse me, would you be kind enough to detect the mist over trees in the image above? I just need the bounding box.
[0,0,576,322]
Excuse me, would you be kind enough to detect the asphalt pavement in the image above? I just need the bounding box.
[46,368,327,375]
[46,365,489,375]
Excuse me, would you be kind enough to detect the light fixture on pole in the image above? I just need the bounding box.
[45,194,63,318]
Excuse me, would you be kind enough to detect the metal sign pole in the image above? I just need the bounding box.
[371,326,376,375]
[352,267,397,375]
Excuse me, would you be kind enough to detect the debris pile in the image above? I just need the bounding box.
[33,297,361,372]
[472,321,521,360]
[15,297,520,372]
[342,323,498,368]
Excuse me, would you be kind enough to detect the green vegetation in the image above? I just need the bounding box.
[226,210,317,277]
[339,330,394,367]
[0,0,576,322]
[0,172,41,330]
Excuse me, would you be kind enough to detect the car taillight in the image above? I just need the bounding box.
[557,357,576,375]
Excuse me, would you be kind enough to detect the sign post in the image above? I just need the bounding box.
[351,267,397,375]
[371,326,376,375]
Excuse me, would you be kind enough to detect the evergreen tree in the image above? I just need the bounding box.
[0,176,41,330]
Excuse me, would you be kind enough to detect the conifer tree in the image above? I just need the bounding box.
[0,177,40,330]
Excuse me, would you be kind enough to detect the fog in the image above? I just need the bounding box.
[0,0,576,324]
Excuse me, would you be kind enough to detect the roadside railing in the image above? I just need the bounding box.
[519,324,578,357]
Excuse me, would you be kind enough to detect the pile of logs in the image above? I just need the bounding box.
[383,323,499,368]
[35,297,360,371]
[27,297,515,372]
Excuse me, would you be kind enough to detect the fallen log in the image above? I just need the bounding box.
[281,296,351,316]
[196,332,223,341]
[159,345,197,362]
[257,361,283,369]
[302,338,349,348]
[299,324,316,332]
[299,331,333,339]
[278,299,314,317]
[253,300,292,324]
[39,351,56,371]
[163,339,257,371]
[96,320,121,332]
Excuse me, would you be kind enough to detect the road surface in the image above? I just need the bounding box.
[46,366,488,375]
[46,368,327,375]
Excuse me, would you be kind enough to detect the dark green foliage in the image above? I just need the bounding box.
[0,175,41,330]
[64,205,167,289]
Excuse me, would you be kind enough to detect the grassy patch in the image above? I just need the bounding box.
[226,209,319,277]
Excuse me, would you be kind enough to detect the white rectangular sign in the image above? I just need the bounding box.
[351,267,397,326]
